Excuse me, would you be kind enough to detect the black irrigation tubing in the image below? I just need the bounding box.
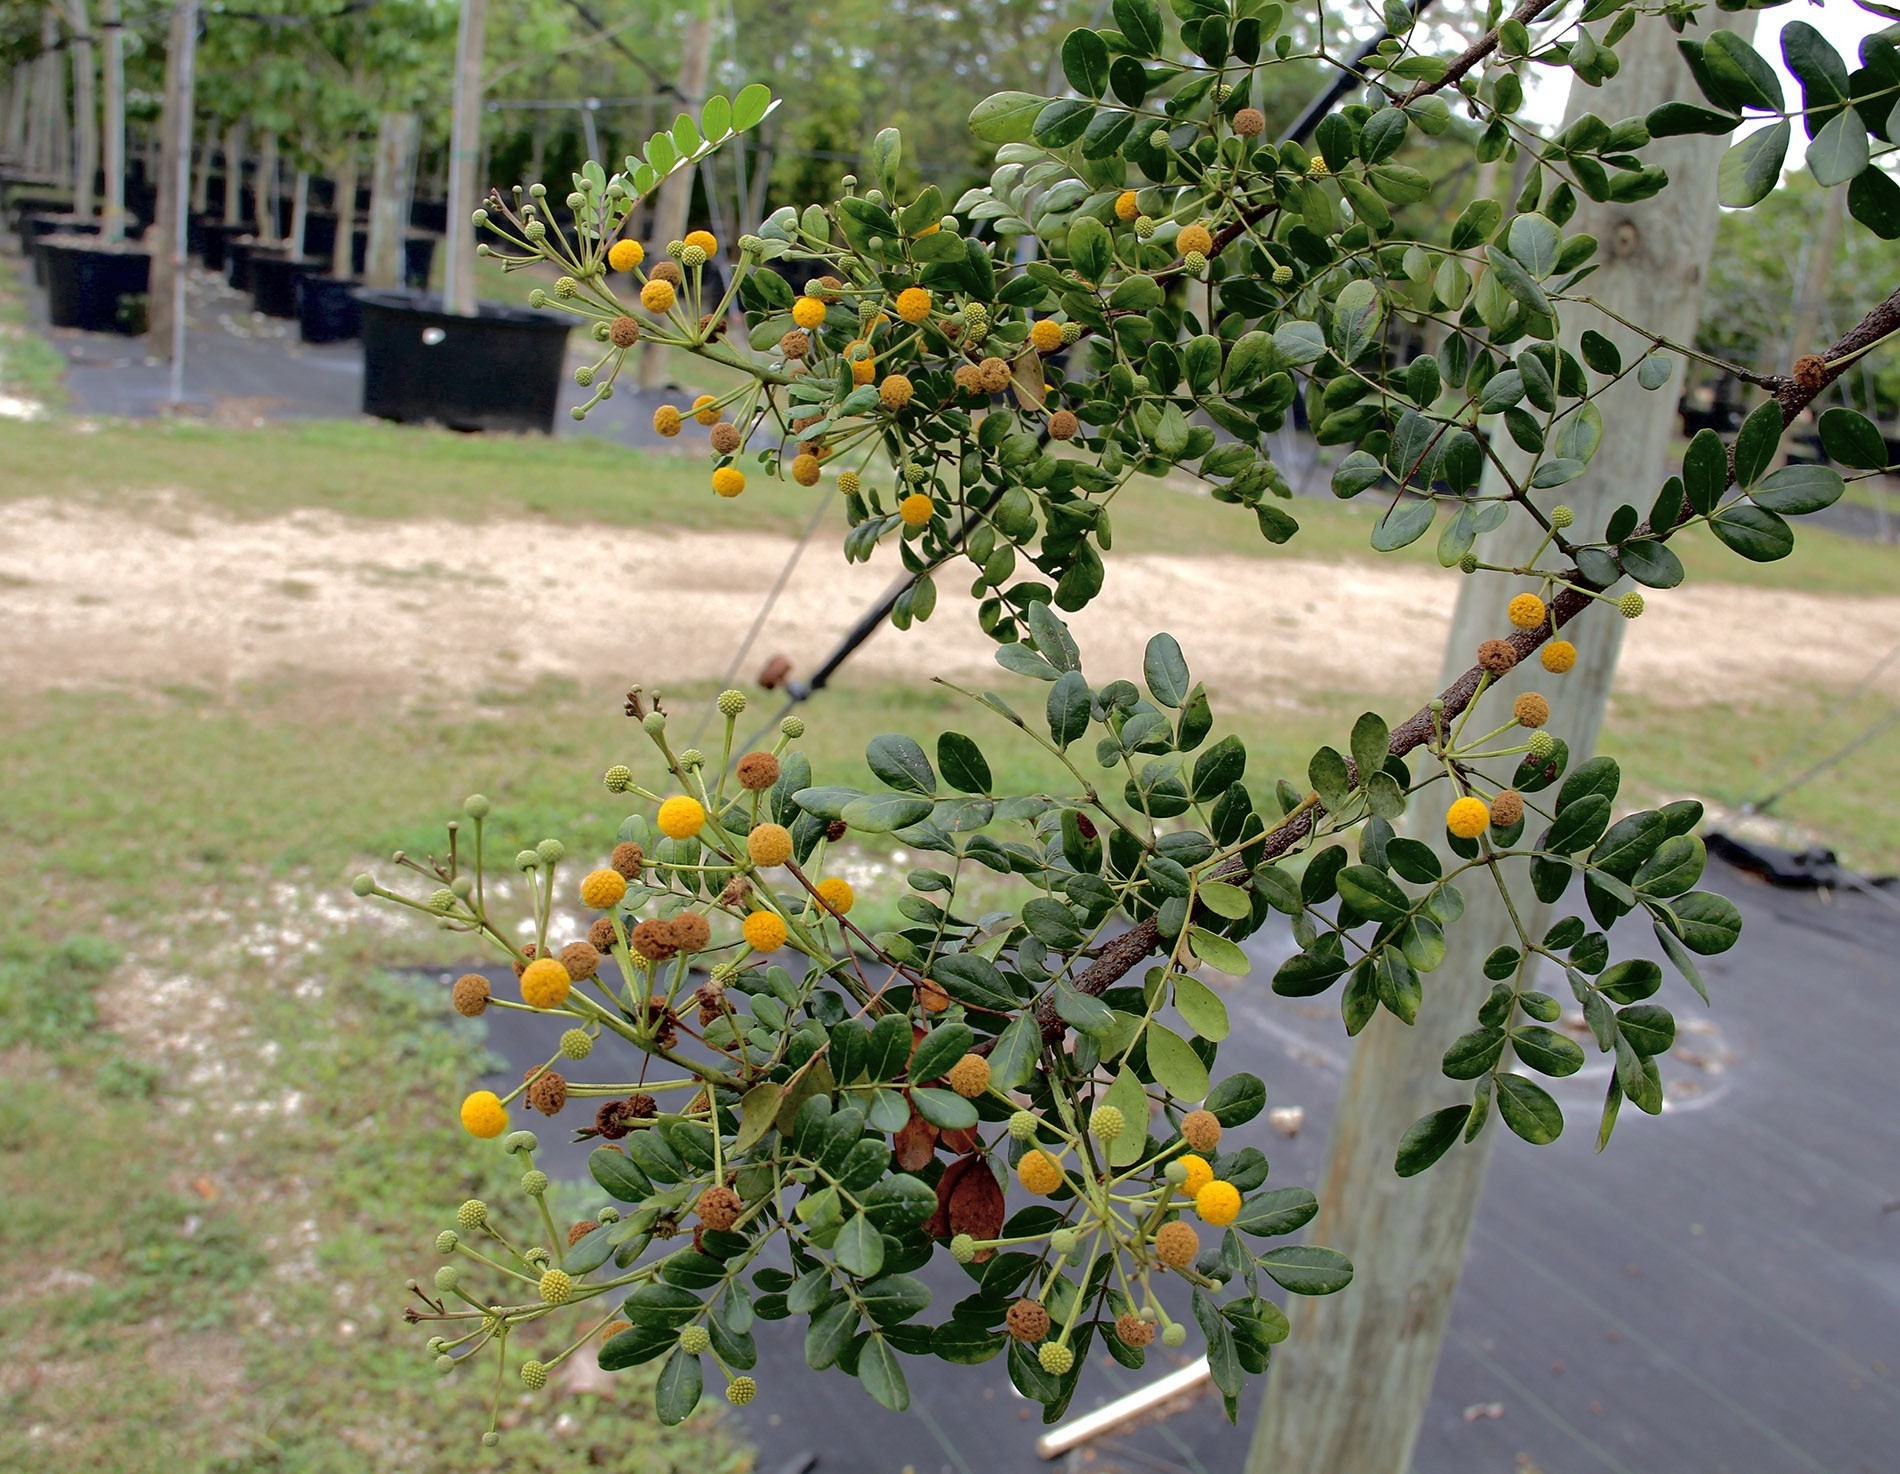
[712,2,1436,752]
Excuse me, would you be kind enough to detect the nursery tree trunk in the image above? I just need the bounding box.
[1245,15,1758,1474]
[5,63,27,159]
[442,0,489,315]
[365,109,417,289]
[191,118,212,214]
[255,130,278,241]
[30,10,60,177]
[221,120,245,225]
[289,168,309,260]
[100,0,125,241]
[638,0,712,388]
[64,0,98,220]
[149,0,198,366]
[330,143,359,279]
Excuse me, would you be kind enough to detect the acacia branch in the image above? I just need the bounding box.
[1020,282,1900,1046]
[1395,0,1563,107]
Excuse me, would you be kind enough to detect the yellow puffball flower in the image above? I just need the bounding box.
[1513,693,1551,729]
[1178,223,1214,256]
[691,394,719,426]
[1177,1153,1214,1198]
[742,911,788,952]
[747,822,794,867]
[792,295,827,329]
[653,405,682,437]
[1542,640,1577,673]
[460,1090,509,1138]
[1029,319,1064,353]
[1507,592,1547,630]
[895,286,932,323]
[879,374,914,410]
[1194,1180,1242,1227]
[946,1053,991,1099]
[791,452,822,487]
[852,357,876,386]
[683,229,718,257]
[815,877,855,915]
[657,795,708,839]
[579,868,628,910]
[640,278,676,313]
[521,957,572,1009]
[1446,796,1490,839]
[712,466,746,498]
[1018,1149,1063,1195]
[607,238,645,272]
[899,493,935,527]
[1115,189,1139,222]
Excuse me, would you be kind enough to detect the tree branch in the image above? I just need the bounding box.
[1020,281,1900,1045]
[1395,0,1563,108]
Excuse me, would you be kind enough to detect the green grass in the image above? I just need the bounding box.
[0,249,66,410]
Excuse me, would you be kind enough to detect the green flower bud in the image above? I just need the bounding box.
[1164,1160,1189,1186]
[555,275,579,298]
[679,1324,711,1353]
[780,716,805,739]
[1550,504,1576,529]
[949,1233,977,1263]
[575,366,595,388]
[435,1230,459,1254]
[681,244,707,268]
[560,1028,593,1060]
[717,689,747,716]
[1162,1322,1187,1348]
[429,887,457,914]
[521,1169,550,1197]
[433,1264,460,1292]
[351,873,376,896]
[536,839,565,865]
[604,764,634,792]
[521,1359,549,1390]
[515,849,541,871]
[464,794,491,819]
[505,1129,540,1155]
[1008,1110,1039,1142]
[643,711,667,735]
[1049,1228,1079,1256]
[456,1199,488,1230]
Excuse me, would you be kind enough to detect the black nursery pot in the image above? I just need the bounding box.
[356,289,570,434]
[251,252,325,318]
[227,236,285,293]
[200,219,245,271]
[296,275,361,343]
[23,214,99,284]
[41,237,151,335]
[349,229,439,288]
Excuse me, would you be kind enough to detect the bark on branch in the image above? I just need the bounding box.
[1395,0,1563,107]
[1021,281,1900,1046]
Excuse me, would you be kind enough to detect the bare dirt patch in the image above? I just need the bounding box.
[3,494,1897,708]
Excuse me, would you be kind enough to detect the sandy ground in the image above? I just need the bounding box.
[3,493,1897,709]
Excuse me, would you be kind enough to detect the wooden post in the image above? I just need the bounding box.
[364,109,417,289]
[100,0,124,241]
[441,0,489,315]
[1244,15,1759,1474]
[638,0,712,389]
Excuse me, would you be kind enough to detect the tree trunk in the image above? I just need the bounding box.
[100,0,125,241]
[255,130,278,242]
[441,0,489,315]
[6,63,28,159]
[330,143,359,279]
[638,0,712,388]
[30,11,60,177]
[365,110,417,289]
[149,0,199,367]
[65,0,98,220]
[289,168,309,261]
[1245,14,1759,1474]
[222,121,246,225]
[191,118,212,214]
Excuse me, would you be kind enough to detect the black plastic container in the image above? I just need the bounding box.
[201,220,245,271]
[410,198,449,234]
[296,275,362,343]
[227,236,289,293]
[357,289,570,434]
[349,229,439,288]
[301,209,342,262]
[24,214,99,284]
[41,237,151,334]
[251,251,324,318]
